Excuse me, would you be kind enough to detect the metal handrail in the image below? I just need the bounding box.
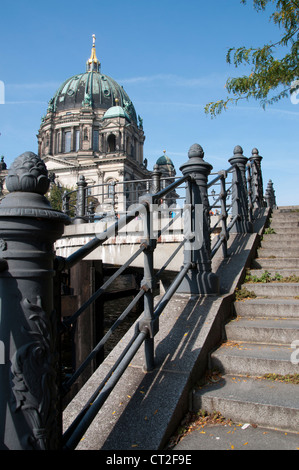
[61,208,186,394]
[0,144,276,450]
[62,261,192,450]
[60,153,267,449]
[60,166,238,447]
[62,289,145,393]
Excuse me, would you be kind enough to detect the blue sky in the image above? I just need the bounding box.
[0,0,298,205]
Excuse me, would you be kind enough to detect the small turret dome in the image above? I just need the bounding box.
[103,100,131,121]
[156,150,175,168]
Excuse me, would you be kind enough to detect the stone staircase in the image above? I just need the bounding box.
[192,207,299,433]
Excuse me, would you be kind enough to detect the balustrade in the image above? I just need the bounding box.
[0,143,275,449]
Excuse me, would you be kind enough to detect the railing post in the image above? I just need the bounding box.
[74,175,87,224]
[151,164,161,194]
[228,145,252,233]
[0,152,70,450]
[62,190,70,214]
[250,148,264,209]
[139,197,158,372]
[246,163,253,224]
[110,180,116,214]
[178,143,219,295]
[265,179,277,209]
[87,200,96,222]
[219,170,228,258]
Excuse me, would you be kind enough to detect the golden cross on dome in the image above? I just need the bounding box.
[86,34,101,72]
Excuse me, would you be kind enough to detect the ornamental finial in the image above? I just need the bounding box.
[6,152,50,194]
[86,34,101,72]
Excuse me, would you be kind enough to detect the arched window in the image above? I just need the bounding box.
[93,129,99,151]
[106,179,116,198]
[63,131,71,153]
[126,136,131,155]
[56,132,60,154]
[107,134,116,153]
[75,129,80,151]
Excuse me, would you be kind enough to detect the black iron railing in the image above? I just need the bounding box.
[0,144,276,450]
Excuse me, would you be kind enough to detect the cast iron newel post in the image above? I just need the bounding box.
[218,170,229,258]
[74,174,87,224]
[265,179,277,209]
[178,143,219,295]
[250,148,264,209]
[151,164,161,194]
[246,163,253,225]
[139,198,158,372]
[229,145,252,233]
[62,190,70,215]
[0,152,70,450]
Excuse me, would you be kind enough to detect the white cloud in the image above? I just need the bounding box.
[117,73,225,89]
[6,81,60,90]
[5,100,47,105]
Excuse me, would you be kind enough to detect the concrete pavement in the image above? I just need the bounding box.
[174,422,299,450]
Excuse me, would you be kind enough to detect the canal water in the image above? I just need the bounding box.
[102,271,144,356]
[61,270,145,407]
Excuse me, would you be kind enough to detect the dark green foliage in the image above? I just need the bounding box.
[205,0,299,117]
[47,184,76,216]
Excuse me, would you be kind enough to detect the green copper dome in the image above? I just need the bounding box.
[47,72,137,124]
[103,104,131,121]
[156,152,174,167]
[47,36,137,124]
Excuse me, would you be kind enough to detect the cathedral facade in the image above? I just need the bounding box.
[37,36,150,211]
[0,37,177,213]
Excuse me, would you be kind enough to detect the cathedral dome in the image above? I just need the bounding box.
[156,151,175,168]
[38,35,148,194]
[156,151,176,177]
[47,36,137,124]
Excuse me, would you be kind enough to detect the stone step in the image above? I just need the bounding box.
[225,317,299,345]
[270,215,299,223]
[191,208,299,438]
[192,375,299,433]
[234,298,299,319]
[271,219,299,225]
[261,239,299,248]
[270,220,299,232]
[272,212,299,217]
[271,212,299,219]
[257,248,299,258]
[211,342,297,376]
[262,233,299,241]
[273,208,299,213]
[241,282,299,297]
[248,268,299,278]
[276,206,299,211]
[271,219,299,226]
[269,227,299,235]
[271,213,299,219]
[252,258,299,269]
